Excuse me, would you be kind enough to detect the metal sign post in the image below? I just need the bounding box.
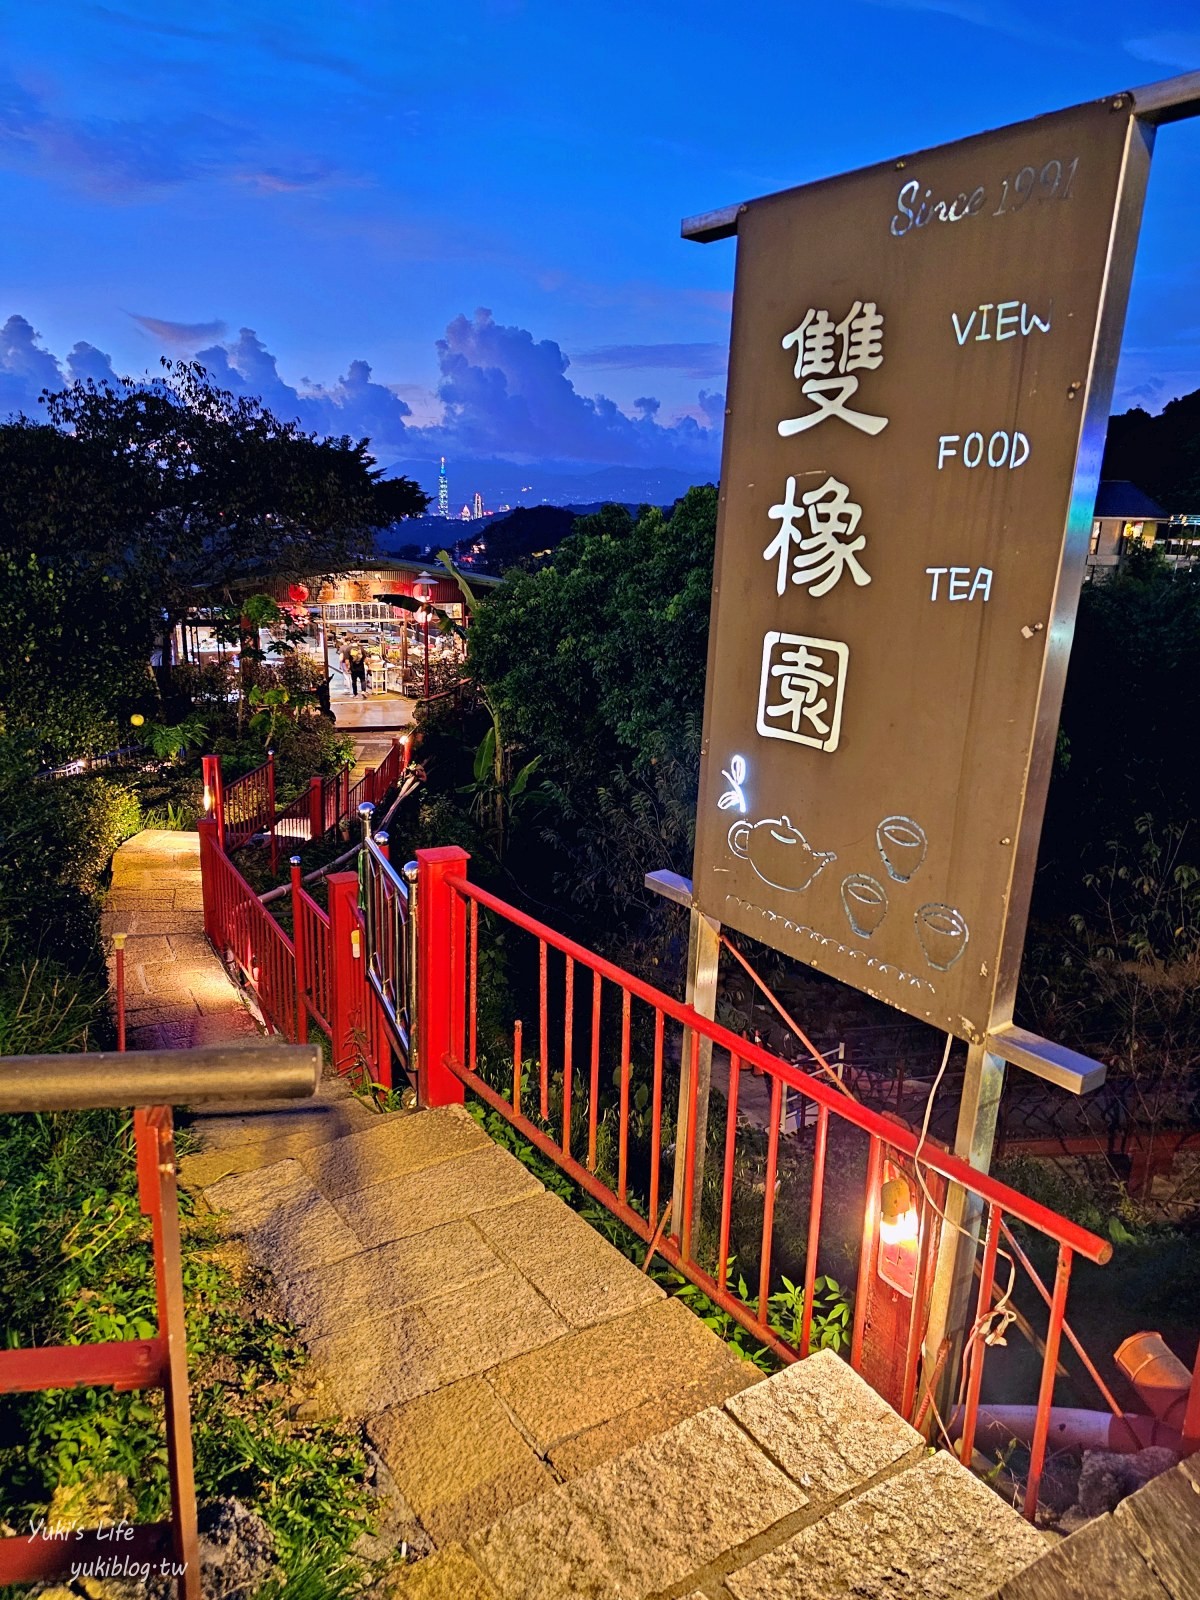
[683,73,1200,1397]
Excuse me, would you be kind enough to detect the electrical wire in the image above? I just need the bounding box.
[910,1033,1019,1456]
[706,939,1025,1463]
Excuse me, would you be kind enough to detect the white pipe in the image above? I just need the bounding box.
[950,1404,1180,1455]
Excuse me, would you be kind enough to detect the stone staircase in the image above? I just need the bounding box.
[184,1081,1051,1600]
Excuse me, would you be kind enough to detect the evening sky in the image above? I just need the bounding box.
[1,1,1197,481]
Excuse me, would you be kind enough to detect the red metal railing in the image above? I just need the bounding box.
[0,1108,200,1599]
[198,821,396,1085]
[359,827,411,1060]
[290,860,333,1036]
[274,785,318,849]
[411,850,1112,1521]
[198,825,299,1041]
[221,752,277,865]
[205,736,410,869]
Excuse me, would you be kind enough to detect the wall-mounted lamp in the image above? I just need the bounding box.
[877,1166,919,1297]
[879,1174,919,1245]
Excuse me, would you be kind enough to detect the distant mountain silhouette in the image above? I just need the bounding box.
[383,456,707,511]
[1102,388,1200,512]
[376,502,654,571]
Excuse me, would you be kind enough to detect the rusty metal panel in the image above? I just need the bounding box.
[693,96,1153,1043]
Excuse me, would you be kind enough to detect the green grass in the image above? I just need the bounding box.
[0,1108,375,1579]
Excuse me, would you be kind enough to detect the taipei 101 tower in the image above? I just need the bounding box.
[437,457,449,518]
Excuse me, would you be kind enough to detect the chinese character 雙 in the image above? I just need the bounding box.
[779,301,888,438]
[756,632,849,753]
[763,475,873,598]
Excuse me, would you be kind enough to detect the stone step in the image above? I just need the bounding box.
[194,1102,1051,1600]
[195,1107,760,1548]
[388,1352,1048,1600]
[991,1453,1200,1600]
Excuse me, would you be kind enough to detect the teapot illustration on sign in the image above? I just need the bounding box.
[728,816,836,894]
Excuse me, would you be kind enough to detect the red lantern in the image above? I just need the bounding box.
[287,582,310,606]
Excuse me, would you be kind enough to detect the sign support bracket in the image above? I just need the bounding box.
[645,870,721,1240]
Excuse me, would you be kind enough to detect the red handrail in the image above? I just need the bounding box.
[0,1109,200,1598]
[201,835,299,1040]
[444,873,1109,1264]
[213,737,406,859]
[416,860,1116,1521]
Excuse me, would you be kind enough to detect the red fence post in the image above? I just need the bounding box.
[309,776,324,841]
[328,872,362,1079]
[290,856,308,1044]
[415,846,469,1108]
[197,815,222,949]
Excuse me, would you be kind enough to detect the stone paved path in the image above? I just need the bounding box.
[186,1093,1051,1600]
[102,829,262,1050]
[350,733,402,788]
[106,830,1052,1599]
[335,692,414,734]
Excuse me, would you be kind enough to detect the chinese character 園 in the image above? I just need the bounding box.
[763,474,873,598]
[756,632,850,753]
[778,301,888,437]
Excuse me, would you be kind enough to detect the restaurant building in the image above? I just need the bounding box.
[173,558,500,700]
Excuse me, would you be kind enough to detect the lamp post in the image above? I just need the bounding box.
[416,604,433,697]
[411,573,437,699]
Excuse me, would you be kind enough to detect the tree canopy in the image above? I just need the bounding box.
[0,360,429,761]
[465,486,716,930]
[1102,387,1200,511]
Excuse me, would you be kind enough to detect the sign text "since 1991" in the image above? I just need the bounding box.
[889,156,1079,237]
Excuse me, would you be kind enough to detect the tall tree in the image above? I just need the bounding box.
[34,361,428,624]
[466,486,717,933]
[0,362,429,755]
[1101,388,1200,511]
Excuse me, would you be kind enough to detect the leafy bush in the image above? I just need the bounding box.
[0,545,153,768]
[272,715,354,791]
[213,714,352,797]
[10,775,141,897]
[0,767,142,974]
[173,659,237,707]
[274,652,329,701]
[133,711,209,762]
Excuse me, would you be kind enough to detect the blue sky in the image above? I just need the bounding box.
[1,1,1198,479]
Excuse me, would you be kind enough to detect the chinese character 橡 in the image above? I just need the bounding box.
[763,475,873,598]
[779,301,888,437]
[756,632,850,753]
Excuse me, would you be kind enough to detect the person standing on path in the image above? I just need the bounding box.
[345,641,367,697]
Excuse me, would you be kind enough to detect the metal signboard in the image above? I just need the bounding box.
[691,95,1156,1044]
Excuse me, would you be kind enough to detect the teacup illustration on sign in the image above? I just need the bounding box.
[728,816,836,894]
[841,873,888,938]
[876,815,928,882]
[914,903,969,971]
